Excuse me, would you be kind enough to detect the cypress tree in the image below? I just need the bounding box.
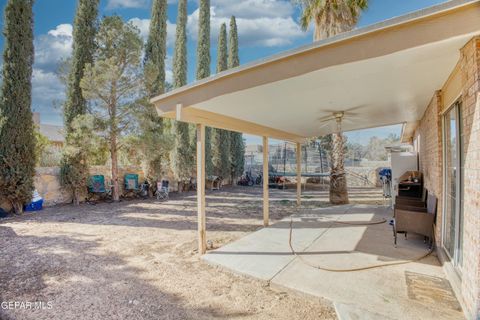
[145,0,168,95]
[196,0,211,80]
[228,16,240,69]
[216,23,228,74]
[60,0,99,205]
[196,0,213,175]
[0,0,36,213]
[171,0,194,190]
[212,23,230,179]
[141,0,170,188]
[228,16,245,182]
[64,0,99,130]
[172,0,187,89]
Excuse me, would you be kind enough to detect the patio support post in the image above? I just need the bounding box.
[263,136,269,227]
[197,123,207,254]
[296,142,301,206]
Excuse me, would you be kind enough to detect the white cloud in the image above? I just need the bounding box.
[32,24,73,124]
[106,0,148,9]
[31,68,65,124]
[35,23,73,71]
[106,0,179,9]
[210,0,294,19]
[187,1,306,47]
[47,24,73,37]
[128,18,176,48]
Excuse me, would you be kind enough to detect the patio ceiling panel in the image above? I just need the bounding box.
[151,0,480,139]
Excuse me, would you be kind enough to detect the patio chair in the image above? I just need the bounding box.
[395,189,428,211]
[123,173,141,198]
[86,175,111,202]
[207,176,222,191]
[393,193,437,247]
[156,180,169,201]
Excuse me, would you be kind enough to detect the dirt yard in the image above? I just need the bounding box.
[0,186,384,320]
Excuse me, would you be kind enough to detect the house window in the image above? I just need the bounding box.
[442,100,464,268]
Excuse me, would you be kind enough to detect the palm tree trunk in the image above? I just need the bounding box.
[329,132,349,204]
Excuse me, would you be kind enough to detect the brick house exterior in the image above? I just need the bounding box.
[412,36,480,320]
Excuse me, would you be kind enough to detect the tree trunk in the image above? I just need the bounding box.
[110,81,120,202]
[178,181,183,193]
[319,143,324,173]
[12,202,23,214]
[73,189,80,206]
[329,132,349,204]
[111,135,120,202]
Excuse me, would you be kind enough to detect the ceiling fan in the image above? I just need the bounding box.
[317,105,369,133]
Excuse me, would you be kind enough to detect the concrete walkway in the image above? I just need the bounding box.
[203,205,464,320]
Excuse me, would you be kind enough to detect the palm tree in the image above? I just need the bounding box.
[294,0,368,204]
[296,0,367,41]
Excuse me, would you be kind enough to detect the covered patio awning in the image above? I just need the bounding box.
[152,0,480,142]
[150,0,480,254]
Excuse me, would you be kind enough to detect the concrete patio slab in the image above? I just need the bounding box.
[203,205,464,320]
[334,302,395,320]
[204,205,353,281]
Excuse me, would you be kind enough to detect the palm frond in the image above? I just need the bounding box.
[294,0,369,41]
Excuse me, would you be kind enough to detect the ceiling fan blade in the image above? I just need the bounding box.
[318,116,336,123]
[318,105,369,117]
[344,104,369,113]
[318,121,334,129]
[341,116,363,122]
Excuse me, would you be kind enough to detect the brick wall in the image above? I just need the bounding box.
[414,37,480,320]
[415,91,443,244]
[459,37,480,320]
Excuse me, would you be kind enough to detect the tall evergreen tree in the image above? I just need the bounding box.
[228,16,245,182]
[64,0,99,130]
[216,23,228,73]
[212,23,230,179]
[0,0,36,213]
[172,0,187,89]
[196,0,213,175]
[196,0,211,80]
[144,0,168,95]
[171,0,194,190]
[228,16,240,69]
[141,0,171,188]
[60,0,99,205]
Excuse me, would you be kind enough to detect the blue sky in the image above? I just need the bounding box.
[0,0,448,144]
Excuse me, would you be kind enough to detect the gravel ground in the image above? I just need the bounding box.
[0,186,383,320]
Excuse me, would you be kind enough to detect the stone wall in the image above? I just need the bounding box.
[34,167,72,206]
[4,163,385,209]
[5,165,180,208]
[34,166,150,206]
[345,166,387,188]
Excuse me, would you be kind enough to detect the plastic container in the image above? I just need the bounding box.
[24,190,44,212]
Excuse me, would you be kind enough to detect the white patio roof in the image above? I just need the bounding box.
[151,0,480,142]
